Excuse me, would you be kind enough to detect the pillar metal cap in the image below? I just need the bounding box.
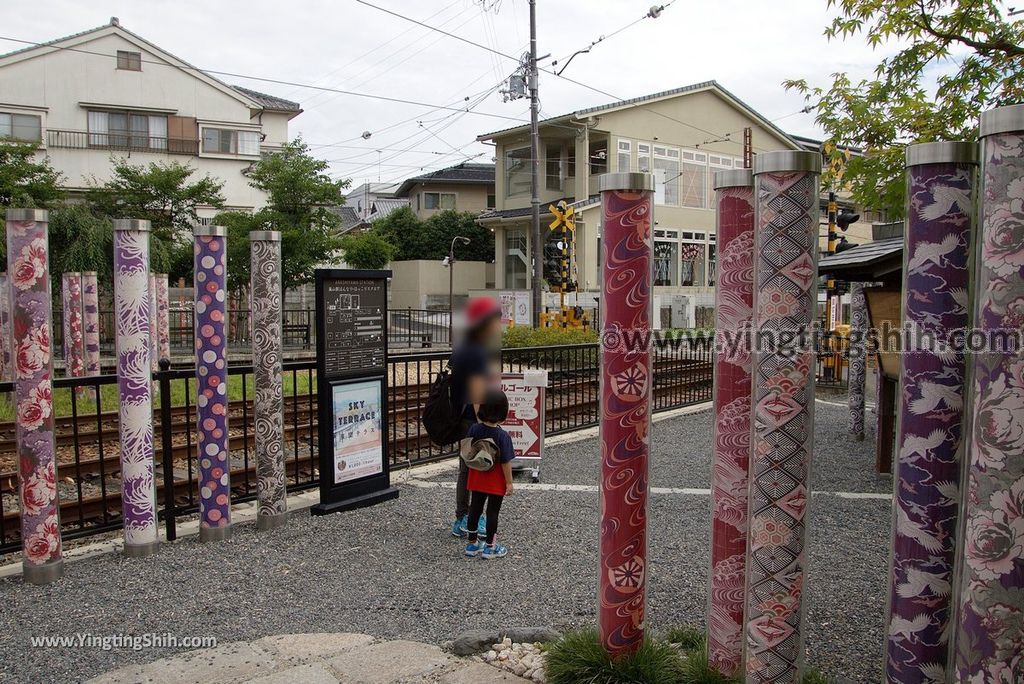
[598,172,655,193]
[6,208,48,222]
[194,225,227,237]
[713,169,753,190]
[980,103,1024,139]
[906,141,978,167]
[249,230,282,242]
[753,150,822,176]
[113,219,151,232]
[63,271,83,277]
[81,271,98,276]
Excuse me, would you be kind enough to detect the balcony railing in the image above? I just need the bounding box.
[46,129,198,155]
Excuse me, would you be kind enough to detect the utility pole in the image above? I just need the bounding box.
[529,0,542,327]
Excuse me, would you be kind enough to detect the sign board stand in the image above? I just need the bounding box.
[500,371,547,482]
[312,269,399,516]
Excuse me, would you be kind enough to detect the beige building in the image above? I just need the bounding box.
[394,162,495,219]
[0,18,301,216]
[477,81,876,327]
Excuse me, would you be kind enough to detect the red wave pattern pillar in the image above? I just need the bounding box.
[883,142,976,683]
[954,103,1024,681]
[745,151,821,683]
[598,172,655,658]
[707,169,755,676]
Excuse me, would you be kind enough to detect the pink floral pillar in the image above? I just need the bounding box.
[149,272,159,374]
[746,151,821,683]
[954,104,1024,680]
[597,172,655,658]
[7,208,63,584]
[81,272,101,380]
[194,226,231,541]
[707,169,755,676]
[61,272,86,381]
[156,273,170,364]
[0,272,13,383]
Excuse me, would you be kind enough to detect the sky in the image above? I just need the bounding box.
[0,0,904,189]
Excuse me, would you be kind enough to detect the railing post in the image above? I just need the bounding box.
[158,358,176,542]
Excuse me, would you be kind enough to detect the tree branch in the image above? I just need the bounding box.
[914,0,1024,56]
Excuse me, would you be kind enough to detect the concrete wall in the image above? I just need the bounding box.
[389,259,491,310]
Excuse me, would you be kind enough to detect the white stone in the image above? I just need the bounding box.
[484,650,497,662]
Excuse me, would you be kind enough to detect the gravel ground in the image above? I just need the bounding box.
[0,400,890,683]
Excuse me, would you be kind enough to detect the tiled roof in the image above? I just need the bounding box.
[329,206,364,234]
[395,162,495,197]
[818,237,903,280]
[231,85,301,113]
[370,199,409,216]
[477,195,599,221]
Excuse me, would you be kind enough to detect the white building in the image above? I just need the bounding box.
[0,18,302,216]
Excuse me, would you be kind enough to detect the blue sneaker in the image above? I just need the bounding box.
[481,542,508,559]
[477,515,487,537]
[464,540,485,557]
[452,515,468,538]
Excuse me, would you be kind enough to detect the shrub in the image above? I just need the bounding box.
[340,231,395,270]
[677,646,738,684]
[665,625,705,651]
[502,326,598,349]
[544,629,684,684]
[802,669,831,684]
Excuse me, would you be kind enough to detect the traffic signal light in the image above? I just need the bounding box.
[543,235,564,289]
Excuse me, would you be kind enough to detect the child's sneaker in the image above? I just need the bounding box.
[477,515,487,536]
[452,515,468,538]
[481,543,508,559]
[464,540,485,557]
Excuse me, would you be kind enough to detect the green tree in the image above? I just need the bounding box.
[48,205,114,292]
[0,141,64,209]
[371,208,494,262]
[371,206,429,261]
[340,232,395,269]
[245,138,348,291]
[216,210,264,293]
[786,1,1024,218]
[86,158,225,275]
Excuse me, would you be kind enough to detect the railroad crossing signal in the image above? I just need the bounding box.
[548,202,575,233]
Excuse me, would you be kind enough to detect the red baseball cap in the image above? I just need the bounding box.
[465,297,502,329]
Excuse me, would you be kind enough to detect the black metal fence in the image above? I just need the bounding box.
[0,339,715,554]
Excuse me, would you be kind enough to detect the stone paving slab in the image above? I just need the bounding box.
[87,634,528,684]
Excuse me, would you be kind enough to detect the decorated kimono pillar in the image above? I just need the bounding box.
[707,169,755,676]
[61,273,85,380]
[149,273,159,373]
[194,225,231,541]
[7,208,63,584]
[250,231,287,529]
[155,274,170,364]
[113,219,160,557]
[81,272,101,379]
[847,283,868,441]
[0,272,12,382]
[745,151,821,683]
[954,104,1024,681]
[883,142,976,682]
[597,172,655,658]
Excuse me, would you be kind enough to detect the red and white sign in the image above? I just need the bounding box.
[501,372,545,459]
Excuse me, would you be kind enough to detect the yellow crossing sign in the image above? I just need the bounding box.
[548,202,575,232]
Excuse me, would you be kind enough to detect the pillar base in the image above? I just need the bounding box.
[256,513,287,530]
[199,525,231,542]
[123,540,159,558]
[23,559,64,585]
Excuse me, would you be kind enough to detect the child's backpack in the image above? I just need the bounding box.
[421,365,466,446]
[460,436,498,471]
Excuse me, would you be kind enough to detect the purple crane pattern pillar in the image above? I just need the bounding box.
[82,272,101,379]
[745,151,821,683]
[597,172,655,658]
[707,169,755,676]
[113,219,160,556]
[194,225,231,541]
[847,283,867,441]
[883,142,976,682]
[250,231,287,528]
[61,273,85,381]
[954,104,1024,681]
[156,273,170,364]
[0,272,13,383]
[7,208,63,584]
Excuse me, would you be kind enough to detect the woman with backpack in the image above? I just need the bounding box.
[447,297,503,538]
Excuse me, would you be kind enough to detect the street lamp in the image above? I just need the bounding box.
[444,235,471,344]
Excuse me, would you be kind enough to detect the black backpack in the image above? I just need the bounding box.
[421,365,467,446]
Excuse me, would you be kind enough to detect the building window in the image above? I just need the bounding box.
[0,112,42,142]
[506,147,531,197]
[423,192,456,210]
[680,242,706,286]
[589,140,608,176]
[116,50,142,71]
[487,194,496,209]
[505,228,529,289]
[202,128,260,156]
[617,140,632,172]
[637,143,651,173]
[654,240,678,286]
[653,145,680,206]
[679,149,708,209]
[88,111,167,150]
[545,143,564,191]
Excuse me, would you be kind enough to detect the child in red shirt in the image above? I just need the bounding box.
[464,388,514,559]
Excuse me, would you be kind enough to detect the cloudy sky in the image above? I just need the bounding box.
[2,0,905,188]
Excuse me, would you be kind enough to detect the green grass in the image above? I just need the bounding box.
[544,629,685,684]
[665,625,705,651]
[0,372,317,420]
[677,643,738,684]
[802,669,831,684]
